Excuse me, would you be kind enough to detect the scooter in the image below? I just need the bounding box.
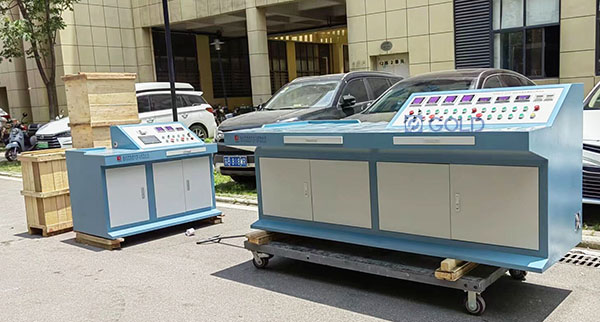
[4,113,37,162]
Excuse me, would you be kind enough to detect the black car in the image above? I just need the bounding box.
[215,71,402,181]
[347,68,535,123]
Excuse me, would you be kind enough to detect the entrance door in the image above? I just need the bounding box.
[153,160,186,218]
[106,165,150,228]
[182,157,213,211]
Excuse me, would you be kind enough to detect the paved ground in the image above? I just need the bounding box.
[2,176,600,322]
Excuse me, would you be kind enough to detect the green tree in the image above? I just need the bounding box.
[0,0,78,120]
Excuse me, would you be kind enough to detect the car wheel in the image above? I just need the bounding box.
[189,124,208,139]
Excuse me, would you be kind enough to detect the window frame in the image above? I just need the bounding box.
[596,0,600,76]
[492,0,560,79]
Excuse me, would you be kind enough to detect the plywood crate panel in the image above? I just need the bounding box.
[70,124,112,149]
[63,72,140,126]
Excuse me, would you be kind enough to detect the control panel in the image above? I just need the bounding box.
[388,87,565,129]
[119,123,201,148]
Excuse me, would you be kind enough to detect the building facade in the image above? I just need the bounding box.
[0,0,598,122]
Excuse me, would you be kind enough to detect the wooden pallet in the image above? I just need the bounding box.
[75,232,124,250]
[202,215,224,225]
[435,258,479,281]
[246,230,280,245]
[28,222,73,237]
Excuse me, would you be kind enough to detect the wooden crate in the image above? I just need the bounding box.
[63,72,140,127]
[70,124,112,149]
[19,149,73,236]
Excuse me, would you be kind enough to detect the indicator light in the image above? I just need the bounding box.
[508,114,513,119]
[482,107,487,113]
[502,106,507,112]
[462,108,467,114]
[492,107,497,113]
[435,109,440,114]
[453,109,458,114]
[519,113,524,119]
[512,106,518,112]
[409,110,414,115]
[530,113,536,119]
[486,114,492,120]
[472,107,477,113]
[534,105,540,111]
[523,106,528,111]
[497,114,503,120]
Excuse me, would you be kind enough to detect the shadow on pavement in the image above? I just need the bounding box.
[13,232,43,239]
[213,257,571,321]
[59,219,221,251]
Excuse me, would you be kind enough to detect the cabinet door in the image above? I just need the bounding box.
[153,160,186,218]
[450,165,539,250]
[377,162,451,238]
[311,160,372,228]
[182,157,213,211]
[106,165,150,228]
[259,158,313,221]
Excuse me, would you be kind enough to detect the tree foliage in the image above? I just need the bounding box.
[0,0,78,119]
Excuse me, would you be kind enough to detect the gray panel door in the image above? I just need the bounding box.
[106,165,150,228]
[450,165,539,250]
[310,160,371,228]
[259,158,313,221]
[183,157,213,211]
[377,162,451,238]
[153,160,186,218]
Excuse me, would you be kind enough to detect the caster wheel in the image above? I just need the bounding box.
[509,269,527,281]
[464,294,486,315]
[252,256,269,269]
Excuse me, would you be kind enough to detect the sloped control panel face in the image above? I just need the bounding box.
[120,123,201,148]
[388,87,564,129]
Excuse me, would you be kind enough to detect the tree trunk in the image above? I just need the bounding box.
[45,78,59,120]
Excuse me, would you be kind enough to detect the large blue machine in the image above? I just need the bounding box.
[66,122,221,240]
[226,84,583,272]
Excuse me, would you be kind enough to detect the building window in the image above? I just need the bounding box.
[492,0,560,78]
[209,36,252,98]
[295,43,331,77]
[152,31,200,90]
[268,41,288,94]
[597,0,600,75]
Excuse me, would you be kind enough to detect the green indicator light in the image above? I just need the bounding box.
[444,109,448,114]
[508,114,513,119]
[487,114,492,120]
[426,109,431,114]
[462,108,467,114]
[453,109,458,114]
[512,106,518,112]
[482,107,487,113]
[492,107,497,113]
[435,109,440,114]
[502,106,507,112]
[497,114,503,120]
[519,113,524,119]
[523,106,528,111]
[467,115,472,120]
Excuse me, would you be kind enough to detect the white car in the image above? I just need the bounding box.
[36,82,216,149]
[583,82,600,204]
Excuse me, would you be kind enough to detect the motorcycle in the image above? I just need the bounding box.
[4,113,38,162]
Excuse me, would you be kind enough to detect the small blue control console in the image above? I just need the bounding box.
[66,122,221,240]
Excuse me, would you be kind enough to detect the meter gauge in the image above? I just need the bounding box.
[426,96,441,105]
[459,95,474,104]
[442,95,458,105]
[411,97,425,106]
[515,95,531,102]
[155,127,166,133]
[165,126,175,132]
[495,96,510,103]
[477,97,492,104]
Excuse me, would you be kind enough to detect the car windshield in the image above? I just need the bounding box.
[363,78,476,114]
[263,80,340,110]
[585,85,600,110]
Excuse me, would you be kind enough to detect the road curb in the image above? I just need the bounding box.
[0,171,21,178]
[580,230,600,250]
[215,195,258,206]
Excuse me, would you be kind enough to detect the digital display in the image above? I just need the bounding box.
[443,96,457,104]
[165,126,175,132]
[139,135,161,145]
[515,95,530,101]
[427,96,441,104]
[411,97,425,105]
[155,127,165,133]
[496,96,510,102]
[460,95,474,103]
[477,97,491,103]
[176,127,184,131]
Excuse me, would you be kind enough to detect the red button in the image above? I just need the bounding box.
[429,114,435,119]
[476,113,483,118]
[117,156,122,161]
[472,107,477,113]
[409,110,414,115]
[534,105,540,111]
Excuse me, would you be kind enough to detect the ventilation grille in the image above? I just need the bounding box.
[560,251,600,268]
[454,0,492,69]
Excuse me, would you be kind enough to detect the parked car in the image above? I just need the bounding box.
[215,71,403,181]
[347,68,536,123]
[583,81,600,204]
[36,82,217,149]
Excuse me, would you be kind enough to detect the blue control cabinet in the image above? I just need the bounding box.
[226,84,583,273]
[66,122,221,240]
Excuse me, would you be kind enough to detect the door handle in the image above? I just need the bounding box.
[141,187,146,199]
[186,179,190,191]
[454,193,460,213]
[146,118,154,123]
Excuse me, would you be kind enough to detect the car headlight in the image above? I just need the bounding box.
[216,130,224,142]
[56,131,71,138]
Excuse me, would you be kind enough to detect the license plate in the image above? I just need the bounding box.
[224,156,248,167]
[37,141,48,149]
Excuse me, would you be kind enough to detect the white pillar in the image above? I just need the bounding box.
[246,7,271,105]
